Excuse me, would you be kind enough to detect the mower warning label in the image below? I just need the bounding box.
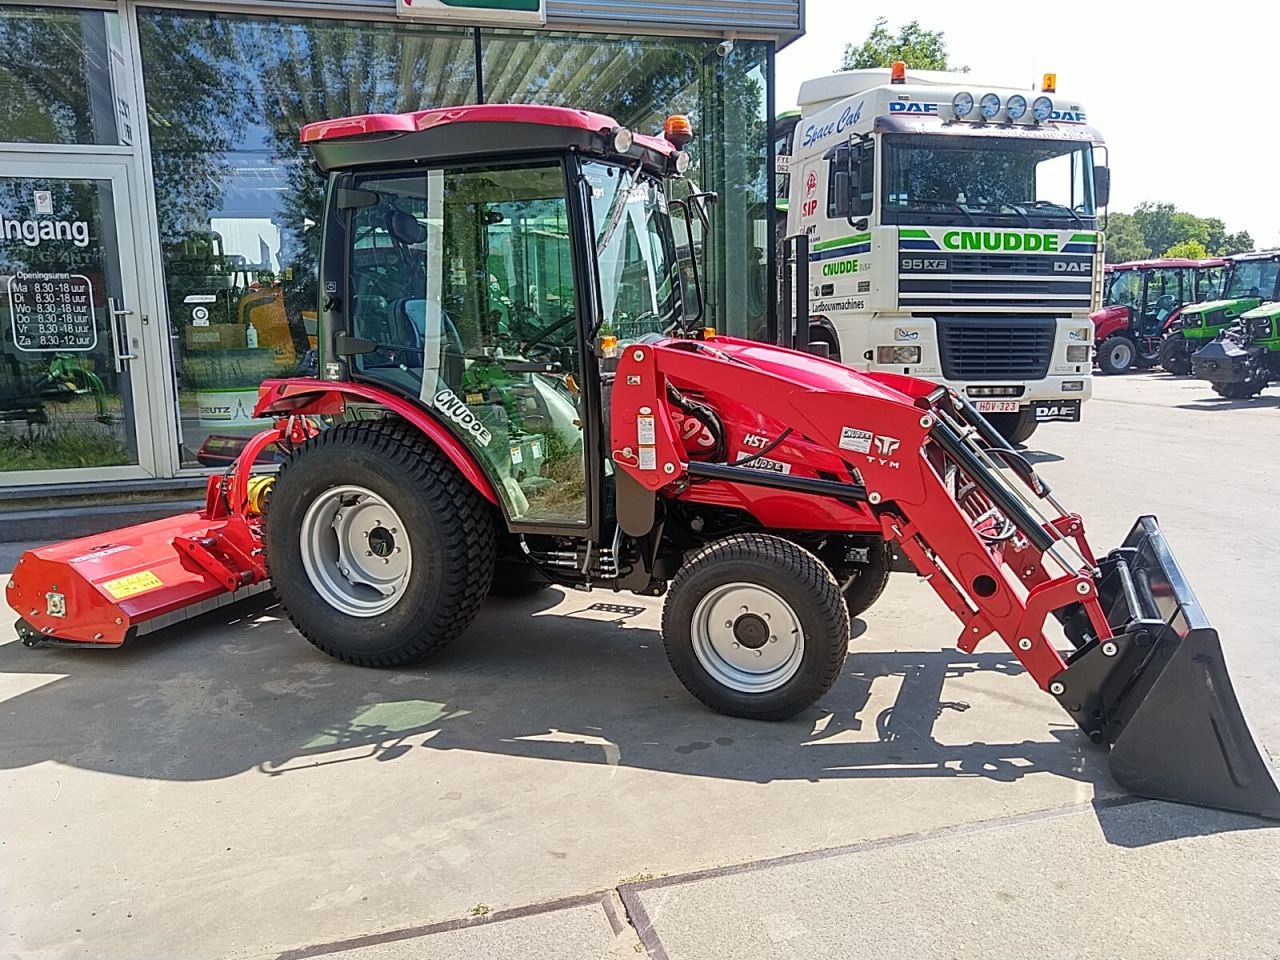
[102,570,163,600]
[838,426,873,454]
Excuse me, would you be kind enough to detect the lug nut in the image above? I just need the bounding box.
[725,621,733,628]
[1050,681,1065,696]
[732,642,740,649]
[755,650,762,657]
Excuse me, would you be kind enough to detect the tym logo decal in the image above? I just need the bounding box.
[434,389,493,446]
[888,102,938,114]
[873,435,901,455]
[821,258,860,277]
[1054,261,1089,273]
[800,100,864,147]
[942,231,1061,252]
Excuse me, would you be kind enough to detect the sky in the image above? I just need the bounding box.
[777,0,1280,248]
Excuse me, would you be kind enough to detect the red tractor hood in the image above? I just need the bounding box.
[1090,304,1130,340]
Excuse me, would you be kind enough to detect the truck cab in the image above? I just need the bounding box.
[785,66,1108,443]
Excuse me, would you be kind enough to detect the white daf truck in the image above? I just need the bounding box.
[784,66,1109,443]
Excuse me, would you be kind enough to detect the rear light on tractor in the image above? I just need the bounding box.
[876,345,920,364]
[1066,345,1091,363]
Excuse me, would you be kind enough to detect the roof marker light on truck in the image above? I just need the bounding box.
[979,93,1001,119]
[952,91,974,119]
[1042,72,1057,93]
[1032,96,1053,122]
[1006,94,1027,120]
[890,60,906,84]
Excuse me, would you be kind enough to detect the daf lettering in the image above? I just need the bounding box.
[888,102,938,114]
[1054,261,1089,273]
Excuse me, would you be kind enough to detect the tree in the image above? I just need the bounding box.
[1163,239,1210,260]
[1103,213,1150,264]
[1221,230,1254,255]
[841,18,965,72]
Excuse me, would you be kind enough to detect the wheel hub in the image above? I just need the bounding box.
[690,583,806,693]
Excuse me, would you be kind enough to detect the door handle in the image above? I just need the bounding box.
[107,297,139,372]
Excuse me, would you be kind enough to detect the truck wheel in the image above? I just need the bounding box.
[1158,334,1191,376]
[266,420,495,666]
[1213,379,1267,400]
[662,534,850,720]
[1097,336,1135,375]
[985,409,1038,446]
[839,541,892,619]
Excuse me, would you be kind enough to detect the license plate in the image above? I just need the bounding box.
[1032,400,1082,422]
[974,401,1019,413]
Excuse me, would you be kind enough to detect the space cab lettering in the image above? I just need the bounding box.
[800,100,864,148]
[942,231,1060,253]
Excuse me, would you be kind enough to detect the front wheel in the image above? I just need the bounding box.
[1097,336,1135,375]
[265,420,495,667]
[984,408,1038,446]
[662,534,850,720]
[1158,333,1192,376]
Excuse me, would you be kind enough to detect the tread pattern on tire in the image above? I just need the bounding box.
[266,419,495,667]
[661,533,849,720]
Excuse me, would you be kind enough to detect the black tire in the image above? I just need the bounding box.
[1213,379,1267,400]
[661,534,850,720]
[1097,336,1135,375]
[265,420,495,667]
[984,408,1038,446]
[1158,333,1192,376]
[839,541,892,619]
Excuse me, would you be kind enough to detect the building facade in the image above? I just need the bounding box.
[0,0,801,486]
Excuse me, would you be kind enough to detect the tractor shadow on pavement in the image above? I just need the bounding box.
[1175,394,1280,411]
[1,589,1265,846]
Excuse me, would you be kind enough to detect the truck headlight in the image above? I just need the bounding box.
[1066,345,1091,363]
[876,345,921,364]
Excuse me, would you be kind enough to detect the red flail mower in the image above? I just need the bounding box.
[8,105,1278,819]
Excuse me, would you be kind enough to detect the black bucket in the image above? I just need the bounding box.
[1052,516,1280,819]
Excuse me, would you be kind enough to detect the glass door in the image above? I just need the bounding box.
[0,158,156,482]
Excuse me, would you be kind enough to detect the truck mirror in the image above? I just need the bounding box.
[832,170,852,218]
[1094,166,1111,208]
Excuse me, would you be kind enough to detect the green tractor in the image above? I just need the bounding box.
[1158,250,1280,375]
[1191,300,1280,399]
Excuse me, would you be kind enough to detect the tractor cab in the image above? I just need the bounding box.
[303,105,703,533]
[1091,258,1215,373]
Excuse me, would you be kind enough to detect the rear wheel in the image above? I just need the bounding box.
[266,420,495,666]
[1158,333,1192,376]
[1097,336,1135,375]
[662,534,850,720]
[985,408,1038,446]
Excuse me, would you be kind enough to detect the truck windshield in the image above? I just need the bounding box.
[583,161,682,341]
[1224,260,1280,300]
[882,134,1096,227]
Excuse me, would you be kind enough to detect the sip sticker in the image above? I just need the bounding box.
[637,416,656,445]
[838,426,873,454]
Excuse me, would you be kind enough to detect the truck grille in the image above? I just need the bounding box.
[899,251,1094,309]
[935,316,1056,381]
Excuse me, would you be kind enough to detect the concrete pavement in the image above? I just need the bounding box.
[1,371,1277,959]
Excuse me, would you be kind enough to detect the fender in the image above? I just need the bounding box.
[254,378,499,505]
[1162,306,1185,335]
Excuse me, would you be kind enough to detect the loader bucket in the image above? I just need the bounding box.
[1052,516,1280,819]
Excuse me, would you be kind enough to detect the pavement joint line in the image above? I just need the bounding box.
[273,890,614,960]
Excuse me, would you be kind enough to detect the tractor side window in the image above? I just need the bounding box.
[346,163,588,527]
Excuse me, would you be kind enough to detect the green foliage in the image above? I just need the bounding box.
[1105,203,1254,264]
[841,18,965,72]
[1162,239,1210,260]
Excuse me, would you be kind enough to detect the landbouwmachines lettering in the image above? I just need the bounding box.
[7,105,1277,819]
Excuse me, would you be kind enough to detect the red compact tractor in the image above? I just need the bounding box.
[1091,258,1226,374]
[8,106,1278,819]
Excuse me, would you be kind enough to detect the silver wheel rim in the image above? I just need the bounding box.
[690,582,805,693]
[299,484,412,617]
[1109,341,1133,369]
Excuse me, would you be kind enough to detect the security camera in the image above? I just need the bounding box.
[716,38,735,58]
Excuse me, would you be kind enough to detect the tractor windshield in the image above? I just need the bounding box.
[1224,259,1280,300]
[583,161,683,341]
[1107,270,1142,307]
[882,134,1096,228]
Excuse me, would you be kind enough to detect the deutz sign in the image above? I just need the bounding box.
[397,0,546,25]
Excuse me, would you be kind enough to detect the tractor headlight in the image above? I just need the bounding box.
[979,93,1002,119]
[1183,312,1201,328]
[1066,345,1091,363]
[951,91,974,119]
[674,150,691,174]
[611,126,634,154]
[1006,94,1028,120]
[1249,315,1273,338]
[1031,96,1053,121]
[876,345,922,365]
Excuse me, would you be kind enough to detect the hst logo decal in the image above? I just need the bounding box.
[800,100,864,147]
[889,102,938,114]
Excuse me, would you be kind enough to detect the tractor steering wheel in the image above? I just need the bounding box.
[522,314,577,352]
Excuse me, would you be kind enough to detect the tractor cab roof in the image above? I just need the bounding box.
[1228,249,1280,263]
[1109,258,1220,272]
[301,103,683,178]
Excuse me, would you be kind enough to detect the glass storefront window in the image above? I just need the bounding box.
[138,10,478,466]
[0,6,131,146]
[481,31,770,341]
